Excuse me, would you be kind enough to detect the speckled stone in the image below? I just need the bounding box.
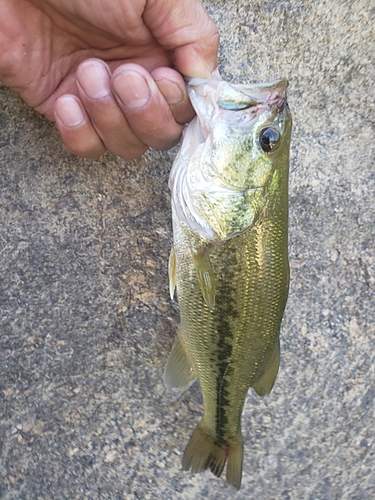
[1,1,374,499]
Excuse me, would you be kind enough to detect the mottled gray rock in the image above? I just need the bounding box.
[0,1,374,499]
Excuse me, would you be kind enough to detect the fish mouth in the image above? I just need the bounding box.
[187,77,289,113]
[229,77,287,98]
[254,81,288,121]
[225,78,289,119]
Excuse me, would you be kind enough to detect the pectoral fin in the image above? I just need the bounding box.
[191,244,215,310]
[163,333,197,395]
[252,338,280,397]
[168,246,177,300]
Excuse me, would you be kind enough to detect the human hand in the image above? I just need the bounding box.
[0,0,219,159]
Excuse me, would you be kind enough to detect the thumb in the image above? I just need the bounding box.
[143,0,219,79]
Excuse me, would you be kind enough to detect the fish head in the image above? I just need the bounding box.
[169,78,292,241]
[188,78,292,191]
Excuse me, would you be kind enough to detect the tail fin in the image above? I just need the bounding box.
[182,420,243,490]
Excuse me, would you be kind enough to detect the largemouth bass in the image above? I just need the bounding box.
[164,77,292,489]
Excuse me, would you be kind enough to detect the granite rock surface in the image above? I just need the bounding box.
[0,1,374,499]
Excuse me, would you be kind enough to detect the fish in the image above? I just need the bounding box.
[164,76,292,490]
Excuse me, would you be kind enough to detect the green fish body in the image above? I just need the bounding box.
[165,78,292,489]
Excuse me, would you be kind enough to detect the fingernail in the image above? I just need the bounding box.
[113,71,150,109]
[55,97,85,127]
[154,79,183,105]
[78,61,110,99]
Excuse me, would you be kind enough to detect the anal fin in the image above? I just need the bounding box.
[191,244,215,310]
[163,333,197,395]
[252,337,280,397]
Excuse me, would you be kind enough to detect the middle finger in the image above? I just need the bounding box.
[76,59,147,160]
[112,64,184,151]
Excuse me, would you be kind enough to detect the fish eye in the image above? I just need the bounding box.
[258,128,280,153]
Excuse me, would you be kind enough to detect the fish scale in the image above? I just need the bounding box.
[164,77,292,489]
